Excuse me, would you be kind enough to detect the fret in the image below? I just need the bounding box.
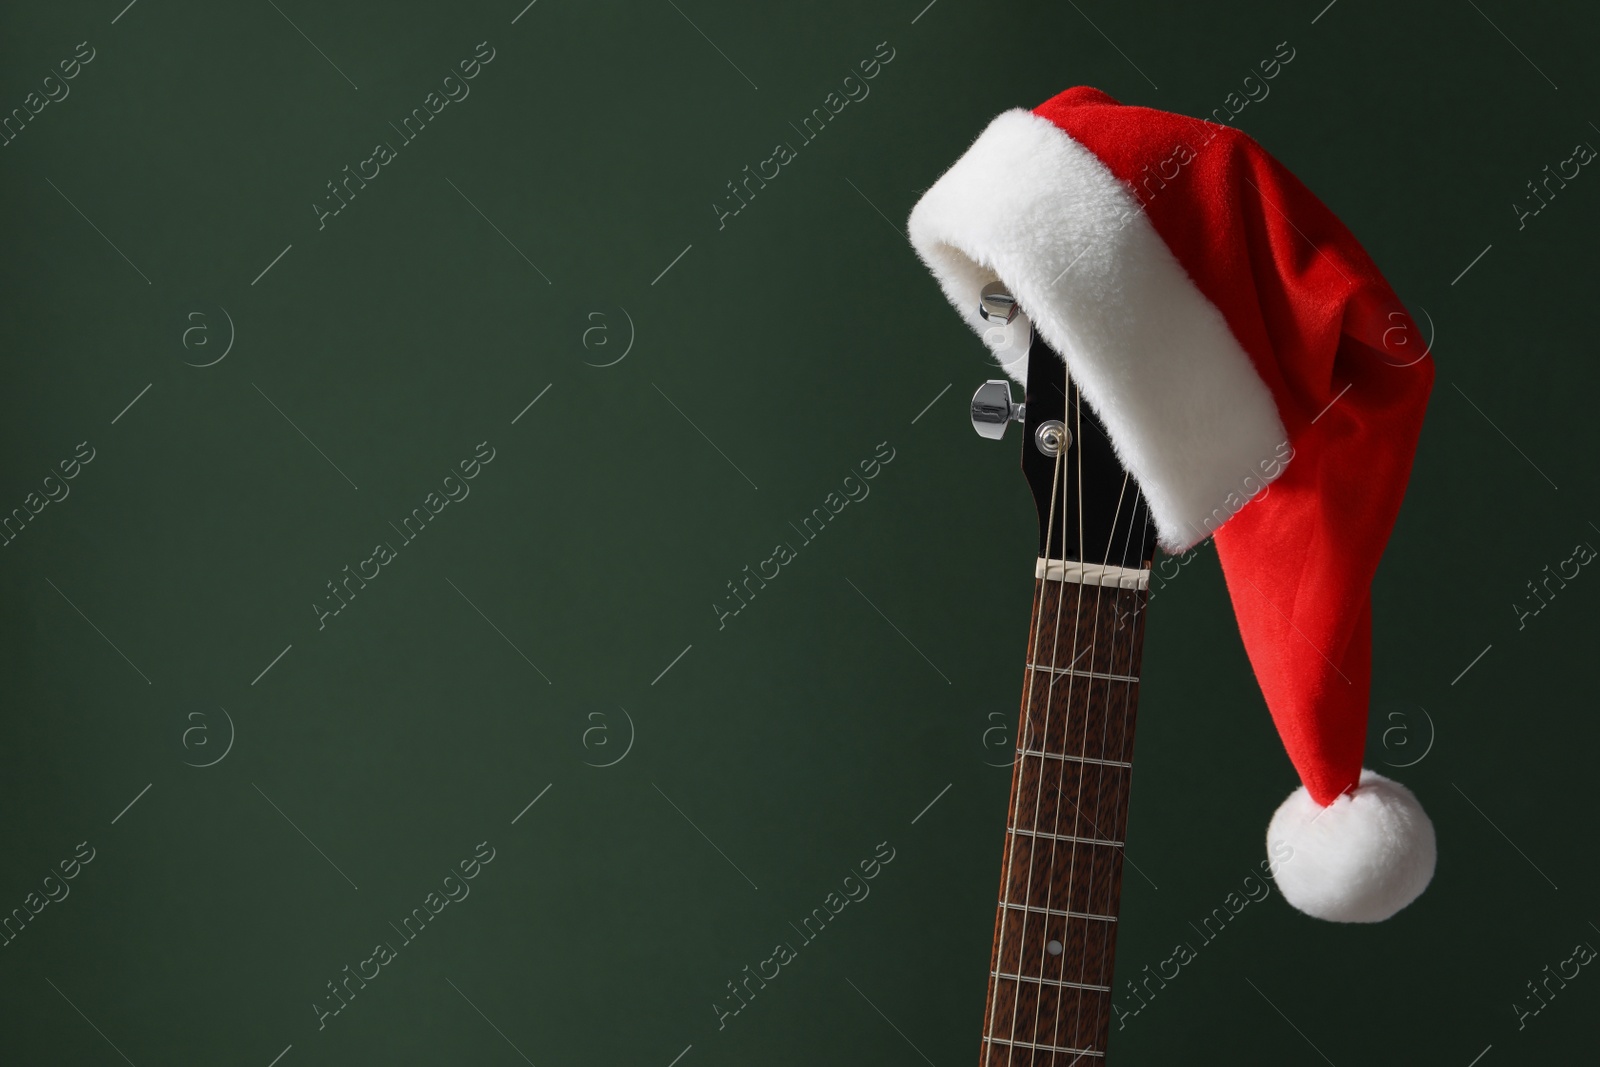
[1017,748,1132,769]
[999,900,1116,922]
[982,1034,1106,1059]
[1007,825,1124,848]
[991,970,1112,992]
[1027,662,1140,684]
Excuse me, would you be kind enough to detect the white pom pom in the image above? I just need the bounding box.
[1266,769,1436,923]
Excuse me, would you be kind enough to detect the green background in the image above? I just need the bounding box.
[2,1,1596,1063]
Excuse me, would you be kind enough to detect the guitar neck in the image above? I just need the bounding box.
[980,561,1150,1064]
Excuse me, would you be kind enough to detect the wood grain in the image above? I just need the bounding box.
[979,575,1150,1065]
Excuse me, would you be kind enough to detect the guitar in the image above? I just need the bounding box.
[969,283,1157,1064]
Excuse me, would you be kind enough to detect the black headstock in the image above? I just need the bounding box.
[1024,331,1152,572]
[1018,330,1158,571]
[968,284,1158,571]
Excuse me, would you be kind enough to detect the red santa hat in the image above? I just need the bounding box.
[908,87,1437,922]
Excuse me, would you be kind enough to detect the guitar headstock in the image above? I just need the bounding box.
[969,285,1158,572]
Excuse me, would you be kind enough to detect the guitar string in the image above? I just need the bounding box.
[1013,338,1082,1063]
[1010,366,1125,1055]
[996,361,1124,1055]
[1059,453,1140,1052]
[1082,465,1149,1040]
[1038,380,1131,1054]
[1055,490,1136,1048]
[989,338,1148,1056]
[993,383,1064,1066]
[1004,350,1081,1062]
[1073,468,1149,1038]
[1024,372,1090,1053]
[1094,501,1153,1025]
[1020,367,1153,1053]
[983,323,1067,1067]
[1002,358,1082,1058]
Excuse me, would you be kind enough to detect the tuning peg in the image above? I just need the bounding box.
[971,380,1024,440]
[978,281,1020,324]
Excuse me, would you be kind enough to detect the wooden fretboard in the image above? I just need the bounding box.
[979,567,1149,1064]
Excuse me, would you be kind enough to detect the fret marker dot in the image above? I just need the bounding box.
[1047,939,1063,956]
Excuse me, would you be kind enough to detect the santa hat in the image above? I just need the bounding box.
[908,87,1436,923]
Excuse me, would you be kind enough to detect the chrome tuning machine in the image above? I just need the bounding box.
[970,380,1023,441]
